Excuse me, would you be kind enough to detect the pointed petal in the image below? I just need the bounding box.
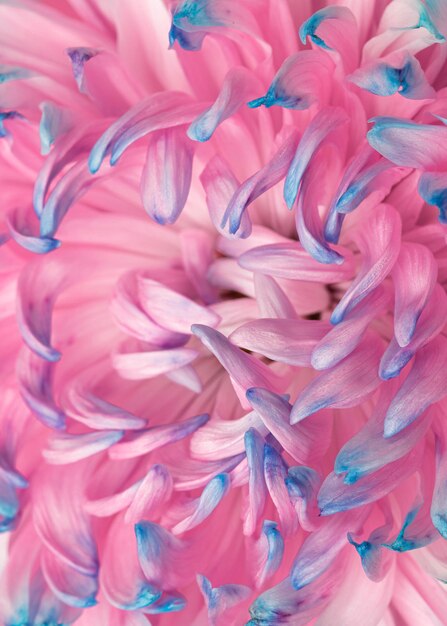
[247,387,332,462]
[125,464,173,524]
[253,520,284,587]
[384,336,447,437]
[188,66,259,141]
[380,284,447,379]
[392,243,437,347]
[191,324,279,400]
[331,204,401,324]
[312,287,389,370]
[172,473,230,534]
[248,50,334,110]
[222,129,299,235]
[284,107,348,208]
[244,427,267,536]
[109,413,209,460]
[291,334,382,423]
[200,154,251,238]
[253,274,297,319]
[264,445,297,536]
[318,444,424,515]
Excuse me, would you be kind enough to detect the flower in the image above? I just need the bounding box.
[1,0,447,624]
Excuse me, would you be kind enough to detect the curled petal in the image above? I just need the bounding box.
[188,67,259,141]
[392,242,437,347]
[17,260,69,362]
[111,272,187,347]
[172,473,230,534]
[284,107,348,208]
[331,204,401,324]
[221,129,300,236]
[291,334,382,423]
[312,287,389,370]
[197,575,251,626]
[66,386,147,430]
[384,336,447,437]
[248,50,334,110]
[135,521,186,589]
[335,383,433,483]
[380,284,447,380]
[17,348,65,430]
[140,127,194,225]
[8,206,60,254]
[253,274,297,319]
[88,92,195,173]
[200,155,251,238]
[291,508,365,589]
[253,520,284,587]
[101,517,161,610]
[431,433,447,538]
[299,6,359,71]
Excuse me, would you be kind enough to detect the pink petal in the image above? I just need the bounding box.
[109,413,209,460]
[231,318,329,366]
[244,427,267,536]
[247,387,332,462]
[331,204,402,324]
[188,66,259,141]
[392,242,437,347]
[367,117,447,170]
[125,464,173,524]
[112,347,198,380]
[284,107,349,208]
[140,127,194,225]
[137,276,220,334]
[221,129,300,236]
[291,334,383,423]
[239,241,355,283]
[384,336,447,437]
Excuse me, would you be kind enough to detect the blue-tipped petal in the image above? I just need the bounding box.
[418,171,447,224]
[66,47,97,92]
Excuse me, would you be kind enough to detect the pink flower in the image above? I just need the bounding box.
[1,0,447,624]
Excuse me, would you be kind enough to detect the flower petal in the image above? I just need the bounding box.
[291,334,382,424]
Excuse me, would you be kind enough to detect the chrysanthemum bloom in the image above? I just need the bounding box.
[1,0,447,623]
